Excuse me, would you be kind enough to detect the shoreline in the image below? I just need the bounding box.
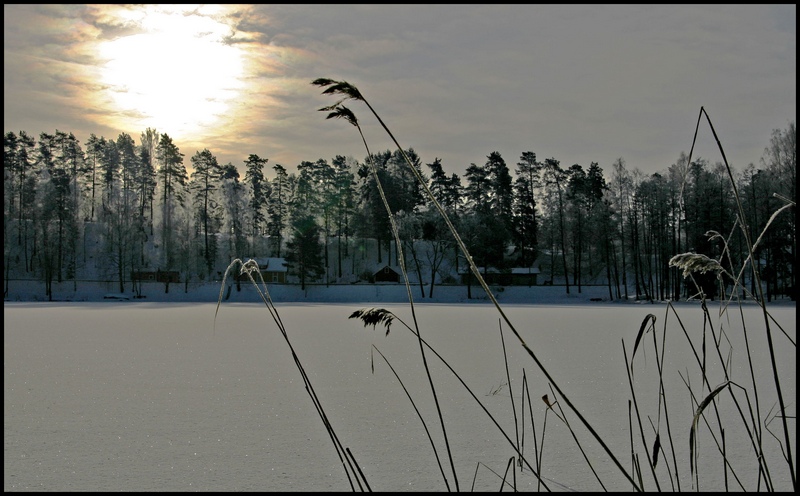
[5,279,789,306]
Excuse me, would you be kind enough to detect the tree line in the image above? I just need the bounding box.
[3,123,795,301]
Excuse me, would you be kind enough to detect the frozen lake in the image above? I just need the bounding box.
[4,300,796,491]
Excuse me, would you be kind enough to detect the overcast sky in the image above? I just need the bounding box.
[4,4,796,179]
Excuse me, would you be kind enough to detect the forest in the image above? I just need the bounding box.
[3,122,796,301]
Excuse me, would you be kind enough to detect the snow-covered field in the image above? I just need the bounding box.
[4,293,796,491]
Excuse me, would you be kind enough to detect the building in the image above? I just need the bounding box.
[510,267,541,286]
[236,257,288,283]
[373,265,401,283]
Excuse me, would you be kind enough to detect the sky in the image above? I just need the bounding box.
[4,4,796,179]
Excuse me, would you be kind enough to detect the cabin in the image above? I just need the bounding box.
[510,267,541,286]
[131,270,180,283]
[236,257,288,283]
[373,265,401,283]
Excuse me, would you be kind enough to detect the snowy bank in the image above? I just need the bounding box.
[5,279,623,305]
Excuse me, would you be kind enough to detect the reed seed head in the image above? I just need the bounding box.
[349,308,395,336]
[319,104,359,128]
[240,258,261,276]
[311,78,364,101]
[668,252,723,279]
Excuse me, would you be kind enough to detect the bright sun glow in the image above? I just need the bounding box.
[98,5,245,139]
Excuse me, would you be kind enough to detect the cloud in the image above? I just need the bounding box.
[4,4,795,178]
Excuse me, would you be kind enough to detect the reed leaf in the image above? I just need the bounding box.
[630,313,656,370]
[652,432,661,468]
[690,381,731,477]
[500,456,516,491]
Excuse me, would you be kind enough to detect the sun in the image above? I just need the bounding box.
[97,5,245,139]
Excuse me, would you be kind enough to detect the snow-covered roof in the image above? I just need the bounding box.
[248,257,288,272]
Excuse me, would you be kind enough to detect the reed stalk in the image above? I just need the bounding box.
[215,259,370,490]
[205,78,796,491]
[687,107,795,489]
[498,319,521,470]
[546,383,607,490]
[211,84,794,491]
[623,340,659,491]
[313,77,640,490]
[319,102,459,490]
[350,307,551,488]
[370,344,451,490]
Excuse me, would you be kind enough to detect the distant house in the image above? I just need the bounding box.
[236,257,288,283]
[511,267,541,286]
[131,270,180,283]
[373,265,401,283]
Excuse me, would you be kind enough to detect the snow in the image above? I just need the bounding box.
[4,280,796,491]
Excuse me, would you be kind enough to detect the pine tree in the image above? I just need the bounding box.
[266,164,290,257]
[542,157,570,293]
[155,134,187,270]
[190,148,222,274]
[332,155,356,278]
[513,151,541,267]
[285,213,324,290]
[219,162,247,265]
[243,154,269,252]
